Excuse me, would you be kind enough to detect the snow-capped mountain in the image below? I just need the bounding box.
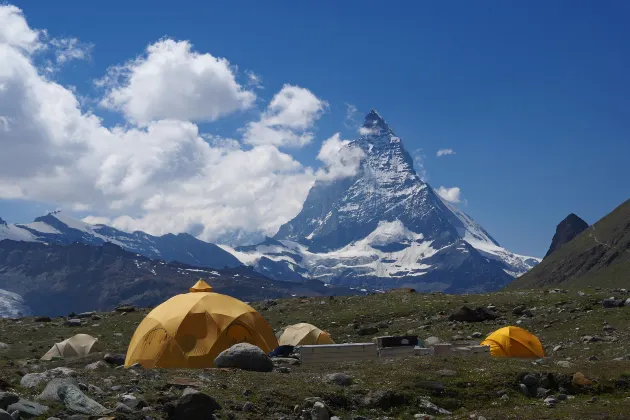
[0,288,32,318]
[0,211,241,269]
[222,110,540,293]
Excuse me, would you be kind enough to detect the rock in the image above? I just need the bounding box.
[311,401,329,420]
[242,401,254,412]
[471,332,483,338]
[500,394,509,401]
[357,327,379,336]
[553,345,563,352]
[555,360,573,368]
[0,343,9,350]
[271,357,300,366]
[115,402,134,413]
[58,384,110,415]
[536,388,551,398]
[522,374,539,387]
[76,312,95,319]
[583,335,602,343]
[115,305,136,313]
[557,394,568,401]
[103,353,126,366]
[165,392,222,420]
[0,393,19,411]
[36,377,80,402]
[512,305,526,315]
[544,396,557,407]
[20,368,76,389]
[276,367,291,373]
[360,390,407,409]
[602,298,624,308]
[64,319,82,327]
[518,384,531,397]
[182,388,199,398]
[449,306,497,322]
[34,317,51,323]
[91,314,101,320]
[424,336,440,346]
[437,369,457,377]
[0,410,10,420]
[7,399,48,418]
[213,343,273,372]
[326,373,353,386]
[417,399,451,415]
[85,361,109,371]
[414,415,436,420]
[587,355,599,361]
[572,372,591,386]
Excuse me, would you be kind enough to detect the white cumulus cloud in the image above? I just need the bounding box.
[435,186,462,203]
[436,148,456,157]
[0,5,365,245]
[243,84,328,147]
[98,38,256,125]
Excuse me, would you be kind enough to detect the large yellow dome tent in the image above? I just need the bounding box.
[124,280,278,368]
[481,326,544,358]
[279,323,334,346]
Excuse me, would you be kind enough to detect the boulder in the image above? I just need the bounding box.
[326,373,353,386]
[311,401,330,420]
[85,361,109,371]
[602,298,624,308]
[64,319,82,327]
[424,336,440,346]
[76,312,95,319]
[213,343,273,372]
[0,409,10,420]
[0,393,19,411]
[357,327,379,336]
[165,392,221,420]
[7,399,48,418]
[21,368,76,389]
[103,353,126,366]
[58,383,111,416]
[34,316,51,323]
[115,305,136,313]
[449,306,498,322]
[37,377,80,402]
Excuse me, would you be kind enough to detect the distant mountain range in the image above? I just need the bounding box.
[508,198,630,290]
[0,110,546,311]
[222,110,540,293]
[0,239,358,317]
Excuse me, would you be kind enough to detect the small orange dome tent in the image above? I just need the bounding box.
[124,279,278,368]
[481,326,544,358]
[279,323,335,346]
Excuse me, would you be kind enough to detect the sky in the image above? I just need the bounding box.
[0,0,629,257]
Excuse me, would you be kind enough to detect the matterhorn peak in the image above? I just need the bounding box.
[361,108,393,134]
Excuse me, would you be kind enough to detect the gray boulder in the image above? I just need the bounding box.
[58,384,110,416]
[311,401,330,420]
[602,298,624,308]
[0,343,9,350]
[326,373,353,386]
[424,336,440,346]
[64,319,82,327]
[213,343,273,372]
[103,353,126,366]
[0,409,11,420]
[7,399,48,418]
[21,367,76,389]
[37,377,80,402]
[165,392,222,420]
[0,393,19,411]
[85,361,109,371]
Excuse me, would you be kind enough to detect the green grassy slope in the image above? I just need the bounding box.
[508,198,630,290]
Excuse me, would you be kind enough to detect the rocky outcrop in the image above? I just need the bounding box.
[544,214,589,258]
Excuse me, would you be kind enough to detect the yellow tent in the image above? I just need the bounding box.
[41,334,98,361]
[124,280,278,368]
[279,323,335,346]
[481,326,544,358]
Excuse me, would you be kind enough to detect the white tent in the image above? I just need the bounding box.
[41,334,98,360]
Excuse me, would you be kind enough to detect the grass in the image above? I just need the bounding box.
[1,288,630,419]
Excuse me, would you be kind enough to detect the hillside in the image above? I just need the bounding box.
[509,199,630,290]
[1,288,630,419]
[0,240,357,317]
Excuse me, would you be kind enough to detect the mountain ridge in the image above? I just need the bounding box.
[544,213,589,258]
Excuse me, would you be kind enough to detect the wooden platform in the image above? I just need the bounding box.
[297,343,377,364]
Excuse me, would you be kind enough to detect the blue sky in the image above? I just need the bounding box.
[1,0,629,257]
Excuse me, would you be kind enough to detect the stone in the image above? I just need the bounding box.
[213,343,273,372]
[326,373,353,386]
[417,399,451,415]
[20,367,76,389]
[557,394,568,401]
[103,353,126,366]
[85,361,109,371]
[64,319,82,327]
[36,377,80,402]
[519,384,531,397]
[424,336,440,346]
[7,399,48,418]
[115,305,136,313]
[555,361,572,368]
[544,396,557,407]
[0,343,8,350]
[0,393,19,411]
[311,401,329,420]
[271,357,300,366]
[522,374,539,387]
[276,367,291,373]
[471,332,482,338]
[357,327,379,336]
[182,388,199,398]
[602,298,624,308]
[553,345,563,352]
[58,384,111,415]
[437,369,457,377]
[572,372,591,386]
[512,305,526,315]
[76,312,95,319]
[165,392,222,420]
[115,402,134,413]
[500,394,509,401]
[0,410,10,420]
[587,355,599,361]
[449,306,497,322]
[242,401,254,412]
